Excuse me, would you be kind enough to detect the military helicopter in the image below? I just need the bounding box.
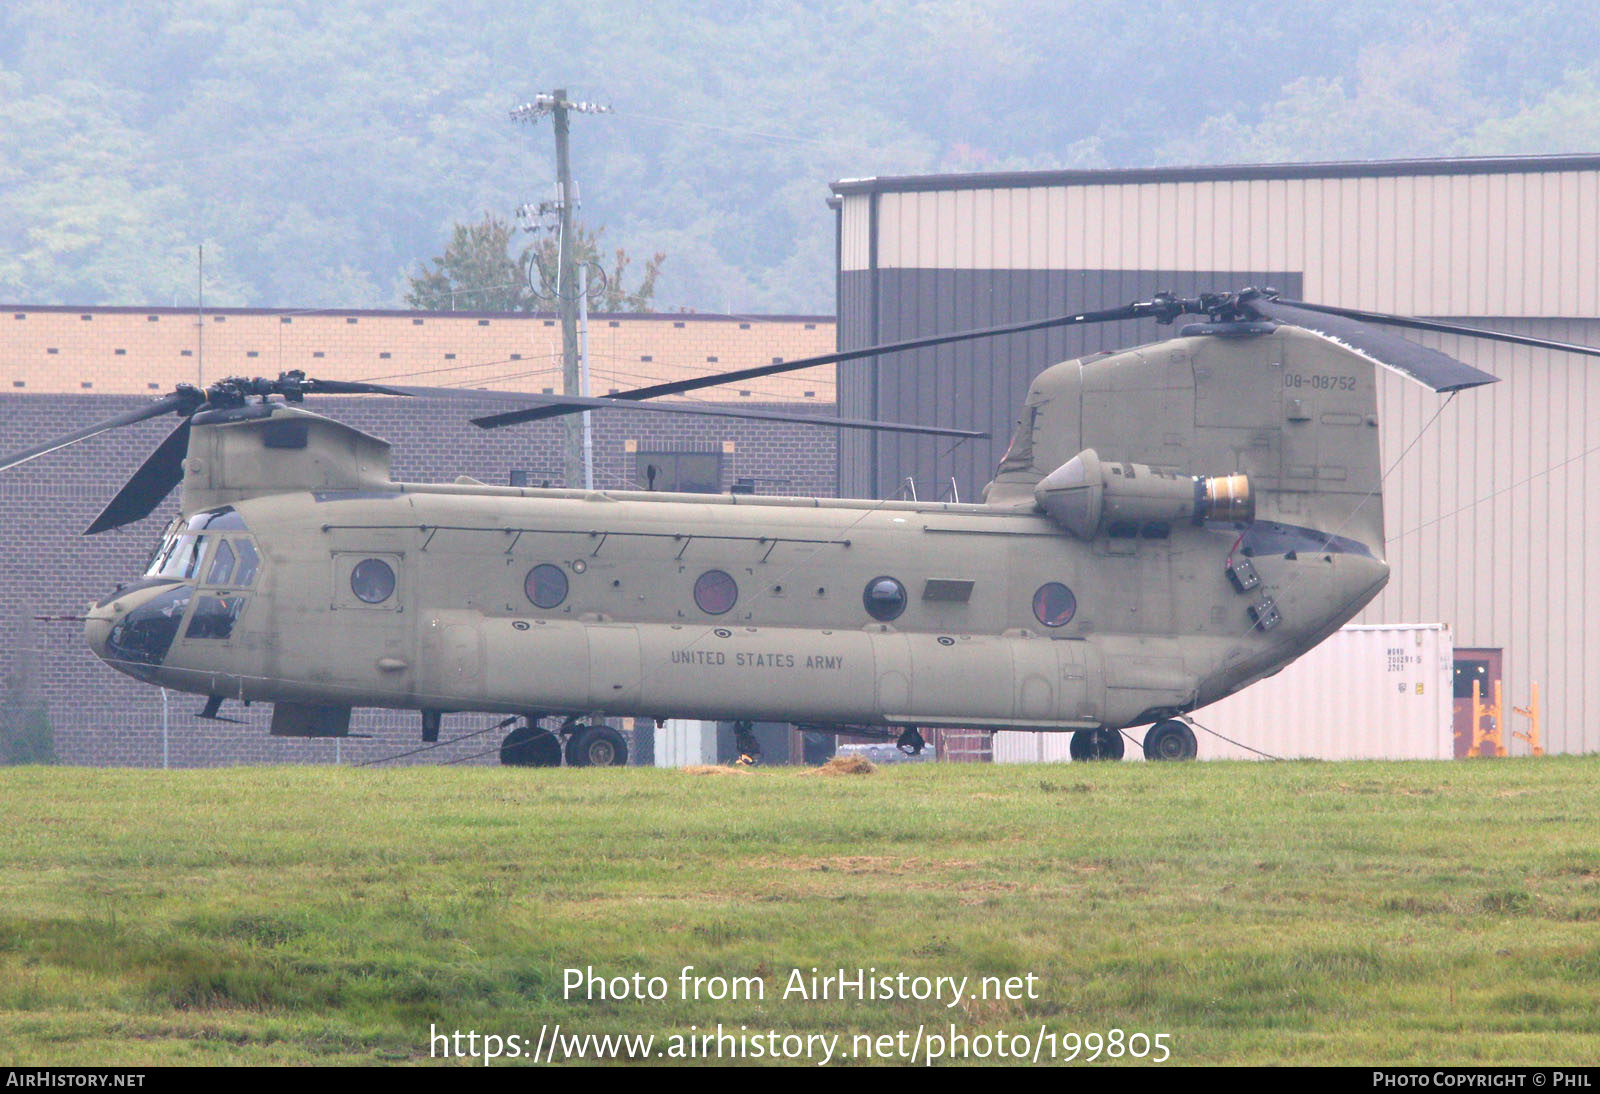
[8,287,1585,768]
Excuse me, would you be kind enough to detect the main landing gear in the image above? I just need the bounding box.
[565,723,628,767]
[1069,727,1126,762]
[1142,719,1198,761]
[1068,720,1199,762]
[896,726,926,756]
[500,719,563,767]
[499,716,629,768]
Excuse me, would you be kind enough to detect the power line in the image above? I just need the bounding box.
[609,107,863,152]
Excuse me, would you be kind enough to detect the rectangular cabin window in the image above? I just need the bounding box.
[922,579,974,602]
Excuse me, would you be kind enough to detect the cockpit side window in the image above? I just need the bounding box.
[206,540,236,585]
[186,594,245,640]
[233,540,261,587]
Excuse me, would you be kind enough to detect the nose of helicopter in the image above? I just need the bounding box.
[83,611,112,659]
[84,580,193,679]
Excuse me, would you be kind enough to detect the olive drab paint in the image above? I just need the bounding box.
[84,325,1399,761]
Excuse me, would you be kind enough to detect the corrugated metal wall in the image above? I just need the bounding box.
[839,267,1301,501]
[993,625,1454,762]
[1367,318,1600,755]
[832,156,1600,755]
[843,165,1600,317]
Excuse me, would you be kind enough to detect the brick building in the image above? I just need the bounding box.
[0,306,839,766]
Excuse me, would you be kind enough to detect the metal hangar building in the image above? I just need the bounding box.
[831,154,1600,755]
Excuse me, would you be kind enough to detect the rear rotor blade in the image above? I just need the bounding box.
[84,418,192,535]
[0,391,194,473]
[1270,298,1600,361]
[469,300,1168,429]
[1245,298,1500,392]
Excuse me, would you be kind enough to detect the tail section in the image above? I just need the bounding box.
[987,324,1387,560]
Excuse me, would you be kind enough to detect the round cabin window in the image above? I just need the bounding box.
[862,576,907,622]
[350,558,396,604]
[693,570,739,615]
[525,563,569,609]
[1032,582,1077,627]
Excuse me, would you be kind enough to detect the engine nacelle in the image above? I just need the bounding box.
[1034,448,1252,538]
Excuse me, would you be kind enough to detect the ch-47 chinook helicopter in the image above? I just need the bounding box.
[10,287,1587,768]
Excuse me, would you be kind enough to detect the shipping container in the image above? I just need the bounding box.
[993,624,1454,762]
[654,719,718,767]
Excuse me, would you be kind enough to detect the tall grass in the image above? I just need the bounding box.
[1,758,1596,1064]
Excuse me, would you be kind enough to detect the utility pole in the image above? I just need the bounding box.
[579,263,593,489]
[196,245,204,387]
[510,89,611,489]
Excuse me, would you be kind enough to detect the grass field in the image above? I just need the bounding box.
[1,757,1597,1066]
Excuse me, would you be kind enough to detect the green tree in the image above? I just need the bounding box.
[529,223,666,313]
[406,215,665,313]
[404,214,537,312]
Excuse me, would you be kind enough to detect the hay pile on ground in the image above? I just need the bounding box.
[807,754,877,776]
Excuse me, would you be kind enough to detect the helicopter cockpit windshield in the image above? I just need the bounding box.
[144,508,252,580]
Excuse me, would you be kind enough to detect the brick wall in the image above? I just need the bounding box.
[0,392,838,767]
[1,305,836,403]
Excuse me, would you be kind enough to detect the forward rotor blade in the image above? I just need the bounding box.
[1270,298,1600,361]
[83,418,192,535]
[298,378,418,397]
[0,391,193,473]
[469,301,1164,429]
[1245,298,1500,392]
[372,385,988,439]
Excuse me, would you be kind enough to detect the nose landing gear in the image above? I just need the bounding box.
[896,726,926,756]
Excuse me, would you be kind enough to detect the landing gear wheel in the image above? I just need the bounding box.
[896,726,926,756]
[1143,719,1198,761]
[733,721,762,766]
[566,724,628,768]
[501,724,562,767]
[1069,727,1125,762]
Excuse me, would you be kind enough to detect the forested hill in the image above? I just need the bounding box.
[3,1,1598,314]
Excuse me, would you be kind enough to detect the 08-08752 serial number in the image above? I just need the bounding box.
[1284,372,1358,391]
